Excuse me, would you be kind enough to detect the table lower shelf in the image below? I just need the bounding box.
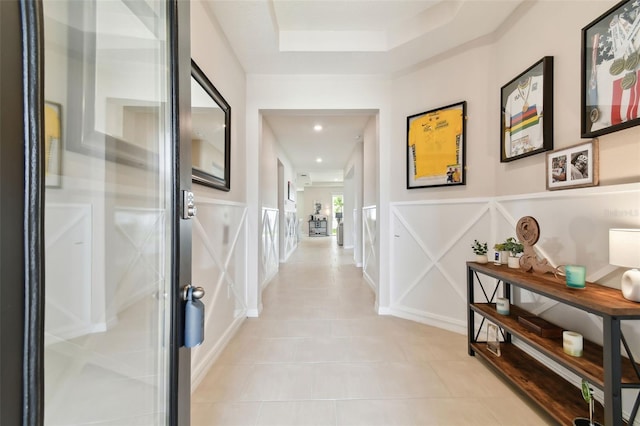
[470,341,605,425]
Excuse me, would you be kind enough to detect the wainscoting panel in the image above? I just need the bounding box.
[113,207,166,314]
[363,206,378,293]
[282,210,298,262]
[390,199,491,332]
[388,184,640,421]
[261,208,279,289]
[191,198,248,388]
[44,204,93,343]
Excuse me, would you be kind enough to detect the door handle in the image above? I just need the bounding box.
[183,284,205,348]
[182,284,205,301]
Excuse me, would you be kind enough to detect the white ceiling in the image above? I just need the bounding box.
[203,0,526,186]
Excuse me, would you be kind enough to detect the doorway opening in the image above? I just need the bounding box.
[331,194,343,235]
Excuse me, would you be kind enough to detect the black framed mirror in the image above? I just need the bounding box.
[191,60,231,191]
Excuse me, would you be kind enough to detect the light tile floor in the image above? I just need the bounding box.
[192,237,553,425]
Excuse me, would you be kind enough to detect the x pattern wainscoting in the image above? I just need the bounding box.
[45,203,93,342]
[363,206,378,295]
[261,208,279,290]
[282,210,298,263]
[389,184,640,419]
[191,197,248,387]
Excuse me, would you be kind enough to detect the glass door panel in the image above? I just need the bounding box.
[42,1,172,424]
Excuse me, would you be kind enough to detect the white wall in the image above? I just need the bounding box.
[344,142,364,259]
[363,116,378,208]
[190,0,250,387]
[391,0,639,205]
[260,120,298,274]
[191,1,247,203]
[260,120,297,211]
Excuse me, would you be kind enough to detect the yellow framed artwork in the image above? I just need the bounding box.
[406,101,467,189]
[44,101,62,187]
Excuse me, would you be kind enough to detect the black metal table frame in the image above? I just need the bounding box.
[467,264,640,426]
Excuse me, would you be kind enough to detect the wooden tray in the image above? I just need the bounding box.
[518,315,563,338]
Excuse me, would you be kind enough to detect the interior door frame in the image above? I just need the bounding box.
[0,1,45,425]
[170,0,193,424]
[0,0,194,424]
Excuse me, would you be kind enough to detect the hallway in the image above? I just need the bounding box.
[191,237,551,425]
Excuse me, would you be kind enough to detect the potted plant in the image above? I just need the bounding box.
[472,240,488,264]
[503,237,524,268]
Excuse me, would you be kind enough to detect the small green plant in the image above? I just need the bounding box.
[503,237,524,256]
[472,240,488,255]
[493,242,506,251]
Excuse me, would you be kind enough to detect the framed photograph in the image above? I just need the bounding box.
[44,101,62,188]
[546,139,599,190]
[581,0,640,138]
[406,101,466,189]
[287,181,295,202]
[486,323,501,357]
[501,56,554,162]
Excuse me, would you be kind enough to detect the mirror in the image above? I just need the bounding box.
[191,60,231,191]
[66,0,164,168]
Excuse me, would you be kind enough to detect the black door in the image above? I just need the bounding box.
[0,0,193,424]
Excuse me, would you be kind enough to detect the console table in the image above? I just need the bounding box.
[308,219,328,236]
[467,261,640,426]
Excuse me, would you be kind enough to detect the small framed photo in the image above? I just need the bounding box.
[581,0,640,138]
[406,101,466,189]
[546,139,599,191]
[487,323,501,357]
[44,101,63,188]
[500,56,554,162]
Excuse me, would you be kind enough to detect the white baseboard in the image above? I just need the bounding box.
[246,303,262,318]
[377,306,392,315]
[387,306,466,335]
[191,315,246,392]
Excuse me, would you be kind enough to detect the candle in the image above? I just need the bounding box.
[496,297,510,315]
[563,331,583,357]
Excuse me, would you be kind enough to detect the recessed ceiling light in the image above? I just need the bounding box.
[316,157,322,163]
[313,124,323,132]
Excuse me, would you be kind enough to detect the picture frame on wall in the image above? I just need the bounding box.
[287,181,296,202]
[581,0,640,138]
[406,101,466,189]
[501,56,554,163]
[44,101,63,188]
[545,139,599,191]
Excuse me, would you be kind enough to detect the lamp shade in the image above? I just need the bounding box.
[609,229,640,268]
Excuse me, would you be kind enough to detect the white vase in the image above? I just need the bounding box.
[501,251,510,264]
[475,254,488,264]
[508,256,520,269]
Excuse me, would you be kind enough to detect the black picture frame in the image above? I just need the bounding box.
[406,101,467,189]
[66,0,162,169]
[500,56,554,162]
[581,0,640,138]
[190,60,231,192]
